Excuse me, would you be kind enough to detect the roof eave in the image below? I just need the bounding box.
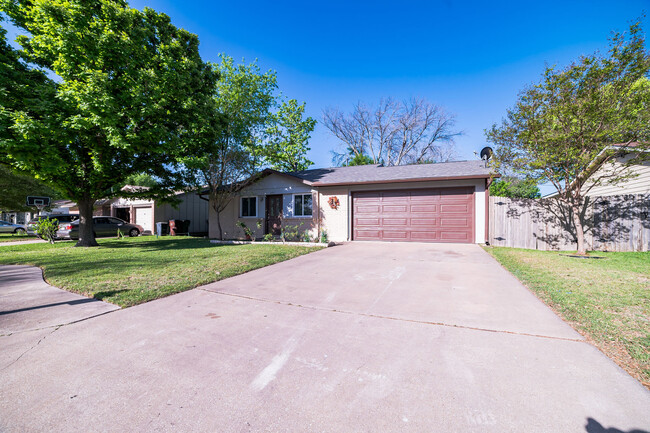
[311,173,499,187]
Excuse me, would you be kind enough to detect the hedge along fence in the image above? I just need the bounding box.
[489,194,650,252]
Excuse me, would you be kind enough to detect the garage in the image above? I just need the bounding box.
[352,187,475,243]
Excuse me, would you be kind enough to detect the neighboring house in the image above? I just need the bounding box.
[0,211,34,225]
[103,189,208,235]
[46,189,209,235]
[584,148,650,197]
[207,160,494,244]
[544,143,650,198]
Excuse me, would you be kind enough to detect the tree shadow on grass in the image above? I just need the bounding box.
[97,238,221,252]
[586,418,649,433]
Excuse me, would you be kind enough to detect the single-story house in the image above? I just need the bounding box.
[208,160,495,243]
[46,190,209,235]
[543,142,650,198]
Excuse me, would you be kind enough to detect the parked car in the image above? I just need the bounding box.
[26,214,79,236]
[0,220,27,235]
[61,216,143,240]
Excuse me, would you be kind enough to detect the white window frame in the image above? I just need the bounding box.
[293,193,313,218]
[240,196,258,218]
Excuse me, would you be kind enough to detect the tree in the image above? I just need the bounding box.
[0,0,218,246]
[0,165,59,211]
[344,152,376,166]
[263,99,316,172]
[489,177,541,199]
[323,98,460,166]
[184,55,277,239]
[185,56,316,239]
[486,22,650,255]
[123,173,159,188]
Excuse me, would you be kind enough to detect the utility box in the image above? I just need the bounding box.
[155,222,169,237]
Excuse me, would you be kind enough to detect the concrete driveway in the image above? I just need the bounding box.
[0,243,648,432]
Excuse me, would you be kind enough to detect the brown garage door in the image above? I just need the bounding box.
[353,187,474,243]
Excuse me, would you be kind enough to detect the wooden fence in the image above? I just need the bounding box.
[488,194,650,252]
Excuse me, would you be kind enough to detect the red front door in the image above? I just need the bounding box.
[265,195,283,236]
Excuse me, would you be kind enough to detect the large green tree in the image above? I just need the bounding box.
[0,0,217,246]
[0,165,59,211]
[184,55,277,239]
[486,22,650,255]
[263,99,316,172]
[185,55,315,239]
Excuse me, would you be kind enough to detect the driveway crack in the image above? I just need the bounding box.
[200,288,585,343]
[1,326,60,371]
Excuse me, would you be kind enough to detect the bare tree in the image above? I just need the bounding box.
[323,98,460,166]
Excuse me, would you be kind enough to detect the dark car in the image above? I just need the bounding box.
[26,214,79,236]
[62,216,143,240]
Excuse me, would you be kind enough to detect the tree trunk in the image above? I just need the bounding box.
[571,201,587,255]
[75,196,98,247]
[215,209,223,240]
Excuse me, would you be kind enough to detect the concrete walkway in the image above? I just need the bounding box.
[0,239,45,247]
[0,265,119,335]
[0,244,648,432]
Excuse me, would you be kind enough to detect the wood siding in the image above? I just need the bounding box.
[489,195,650,252]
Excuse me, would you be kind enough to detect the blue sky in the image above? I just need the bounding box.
[9,0,650,194]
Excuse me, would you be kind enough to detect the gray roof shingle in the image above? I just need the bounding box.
[287,160,492,185]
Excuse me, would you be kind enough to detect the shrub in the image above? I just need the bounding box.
[35,217,59,244]
[236,221,255,240]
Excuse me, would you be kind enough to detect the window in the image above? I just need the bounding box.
[294,194,312,217]
[241,197,257,217]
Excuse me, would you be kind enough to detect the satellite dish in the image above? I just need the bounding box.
[480,146,493,161]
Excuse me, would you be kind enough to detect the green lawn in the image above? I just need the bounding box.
[0,232,35,243]
[0,236,321,307]
[484,247,650,387]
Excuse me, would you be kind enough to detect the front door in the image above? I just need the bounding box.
[265,195,283,236]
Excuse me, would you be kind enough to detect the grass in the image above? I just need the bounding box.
[0,232,36,243]
[484,246,650,387]
[0,236,322,307]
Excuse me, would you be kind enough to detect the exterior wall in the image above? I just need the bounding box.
[110,197,155,233]
[208,173,316,240]
[155,192,209,234]
[318,179,487,243]
[0,211,34,224]
[586,155,650,197]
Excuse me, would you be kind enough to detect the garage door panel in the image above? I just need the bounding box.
[383,231,408,240]
[353,187,474,243]
[410,218,437,226]
[440,204,470,213]
[382,218,408,226]
[411,231,438,241]
[356,205,381,213]
[441,218,470,227]
[356,230,382,239]
[356,218,380,226]
[440,231,472,241]
[410,204,437,212]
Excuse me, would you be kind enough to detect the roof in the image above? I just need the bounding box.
[286,160,494,186]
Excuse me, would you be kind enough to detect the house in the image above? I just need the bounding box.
[544,143,650,198]
[207,160,495,243]
[103,190,208,235]
[583,144,650,197]
[46,190,209,235]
